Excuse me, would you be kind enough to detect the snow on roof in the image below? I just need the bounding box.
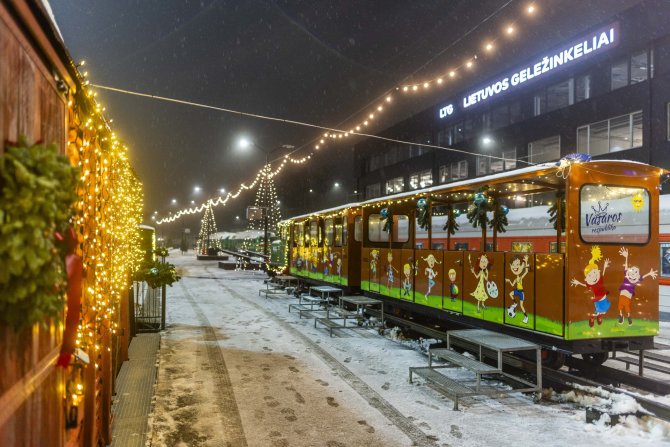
[39,1,64,40]
[279,201,361,224]
[280,160,660,223]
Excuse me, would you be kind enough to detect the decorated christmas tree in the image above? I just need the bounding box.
[196,202,218,255]
[239,164,282,269]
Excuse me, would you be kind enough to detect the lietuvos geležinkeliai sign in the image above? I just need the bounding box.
[438,23,619,118]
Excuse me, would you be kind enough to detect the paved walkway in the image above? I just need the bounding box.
[110,333,160,447]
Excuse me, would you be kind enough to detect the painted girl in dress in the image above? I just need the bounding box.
[570,246,611,327]
[422,254,440,299]
[469,253,493,313]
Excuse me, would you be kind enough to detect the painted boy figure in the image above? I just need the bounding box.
[402,263,413,297]
[571,246,611,328]
[617,247,657,326]
[506,255,530,324]
[447,268,458,302]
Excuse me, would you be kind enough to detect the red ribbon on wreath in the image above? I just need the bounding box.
[55,227,83,368]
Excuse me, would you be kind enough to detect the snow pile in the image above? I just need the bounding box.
[553,384,670,442]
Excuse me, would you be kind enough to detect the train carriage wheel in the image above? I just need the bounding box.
[581,351,609,365]
[541,350,566,370]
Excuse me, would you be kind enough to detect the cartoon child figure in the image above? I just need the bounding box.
[403,263,413,297]
[386,252,398,288]
[469,253,493,313]
[506,255,530,324]
[336,256,342,276]
[423,254,441,299]
[617,247,657,326]
[370,250,380,277]
[570,246,611,327]
[448,269,459,302]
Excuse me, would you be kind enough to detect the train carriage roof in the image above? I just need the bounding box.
[280,160,659,222]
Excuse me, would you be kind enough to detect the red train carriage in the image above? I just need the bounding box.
[281,160,664,366]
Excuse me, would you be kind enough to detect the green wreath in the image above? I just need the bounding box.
[0,138,80,329]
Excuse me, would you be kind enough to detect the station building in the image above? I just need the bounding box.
[355,0,670,199]
[353,0,670,317]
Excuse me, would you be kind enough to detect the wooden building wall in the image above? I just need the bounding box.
[0,2,68,446]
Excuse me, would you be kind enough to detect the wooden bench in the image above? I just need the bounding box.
[429,348,501,390]
[409,367,476,410]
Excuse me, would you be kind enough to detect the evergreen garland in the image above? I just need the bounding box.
[466,187,492,230]
[442,204,460,235]
[416,198,430,231]
[382,208,393,233]
[548,191,566,231]
[489,200,509,234]
[0,139,80,329]
[133,259,181,289]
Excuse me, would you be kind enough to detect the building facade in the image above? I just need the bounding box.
[355,0,670,200]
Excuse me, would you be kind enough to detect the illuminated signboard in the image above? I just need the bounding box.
[437,23,619,118]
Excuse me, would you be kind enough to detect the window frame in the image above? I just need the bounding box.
[578,184,651,245]
[576,111,643,155]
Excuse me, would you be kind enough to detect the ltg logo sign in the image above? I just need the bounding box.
[439,104,454,119]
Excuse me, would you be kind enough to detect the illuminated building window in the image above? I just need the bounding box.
[577,111,643,155]
[529,135,561,164]
[385,176,405,194]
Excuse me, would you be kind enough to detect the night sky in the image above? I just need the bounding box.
[49,0,641,234]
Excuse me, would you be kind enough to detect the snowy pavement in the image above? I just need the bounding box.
[146,251,670,446]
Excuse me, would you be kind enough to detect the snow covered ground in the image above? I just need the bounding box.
[147,251,670,446]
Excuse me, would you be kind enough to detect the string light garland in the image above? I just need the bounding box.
[91,3,544,226]
[64,67,144,417]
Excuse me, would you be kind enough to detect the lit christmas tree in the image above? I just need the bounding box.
[196,201,218,255]
[238,164,282,269]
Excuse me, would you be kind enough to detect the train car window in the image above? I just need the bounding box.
[294,223,303,246]
[511,242,533,252]
[334,218,343,247]
[354,216,363,242]
[368,214,389,242]
[454,242,468,251]
[324,218,334,247]
[369,214,410,243]
[549,242,566,253]
[415,217,428,249]
[341,217,348,246]
[394,215,410,243]
[660,243,670,278]
[579,185,650,244]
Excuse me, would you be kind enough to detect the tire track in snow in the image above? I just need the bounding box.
[179,280,248,447]
[209,272,439,447]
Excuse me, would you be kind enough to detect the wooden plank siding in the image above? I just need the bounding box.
[0,3,73,447]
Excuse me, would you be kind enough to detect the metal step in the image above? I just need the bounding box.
[430,348,500,374]
[409,367,475,410]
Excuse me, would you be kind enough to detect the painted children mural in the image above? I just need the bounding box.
[570,246,611,327]
[617,247,657,326]
[447,269,459,302]
[506,254,530,324]
[422,254,441,299]
[468,253,494,313]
